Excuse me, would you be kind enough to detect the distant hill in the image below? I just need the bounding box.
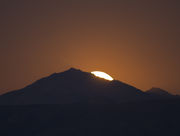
[146,87,171,95]
[146,87,179,99]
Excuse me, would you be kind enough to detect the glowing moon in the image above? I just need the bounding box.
[91,71,113,81]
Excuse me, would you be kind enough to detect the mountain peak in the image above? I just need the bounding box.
[146,87,172,96]
[67,67,81,72]
[46,68,84,79]
[62,67,85,75]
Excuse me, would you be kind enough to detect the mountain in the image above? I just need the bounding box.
[146,87,178,99]
[1,68,180,136]
[0,68,149,105]
[146,87,171,95]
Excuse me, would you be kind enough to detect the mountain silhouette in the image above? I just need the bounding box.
[146,87,180,99]
[0,68,180,136]
[146,87,172,96]
[0,68,151,105]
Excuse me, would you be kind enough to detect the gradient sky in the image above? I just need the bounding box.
[0,0,180,94]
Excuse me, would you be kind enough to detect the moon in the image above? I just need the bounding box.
[91,71,114,81]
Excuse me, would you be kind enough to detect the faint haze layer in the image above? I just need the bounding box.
[0,0,180,94]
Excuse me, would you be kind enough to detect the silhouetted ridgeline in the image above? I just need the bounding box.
[0,68,178,105]
[0,68,147,105]
[0,68,180,136]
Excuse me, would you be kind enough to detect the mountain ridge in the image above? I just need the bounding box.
[0,68,178,105]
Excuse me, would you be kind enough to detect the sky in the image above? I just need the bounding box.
[0,0,180,94]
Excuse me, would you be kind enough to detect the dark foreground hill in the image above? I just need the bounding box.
[0,99,180,136]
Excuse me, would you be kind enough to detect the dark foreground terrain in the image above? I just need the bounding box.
[0,68,180,135]
[1,99,180,136]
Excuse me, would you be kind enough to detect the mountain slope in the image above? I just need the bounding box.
[0,68,148,105]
